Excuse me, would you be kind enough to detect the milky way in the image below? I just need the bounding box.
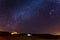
[12,0,43,21]
[0,0,60,34]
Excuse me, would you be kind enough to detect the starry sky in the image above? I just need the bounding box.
[0,0,60,35]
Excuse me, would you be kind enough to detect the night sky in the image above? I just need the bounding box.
[0,0,60,35]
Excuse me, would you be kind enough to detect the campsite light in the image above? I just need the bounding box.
[11,32,19,35]
[27,34,31,36]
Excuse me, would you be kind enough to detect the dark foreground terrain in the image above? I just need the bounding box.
[0,31,59,40]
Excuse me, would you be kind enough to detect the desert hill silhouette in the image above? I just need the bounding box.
[12,34,58,39]
[0,31,58,39]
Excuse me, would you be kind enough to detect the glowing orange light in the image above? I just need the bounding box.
[53,32,60,35]
[11,32,19,35]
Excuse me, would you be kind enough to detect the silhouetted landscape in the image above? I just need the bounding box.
[0,31,59,40]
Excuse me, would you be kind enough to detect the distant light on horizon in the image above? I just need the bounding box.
[52,33,60,35]
[11,32,19,35]
[27,34,32,36]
